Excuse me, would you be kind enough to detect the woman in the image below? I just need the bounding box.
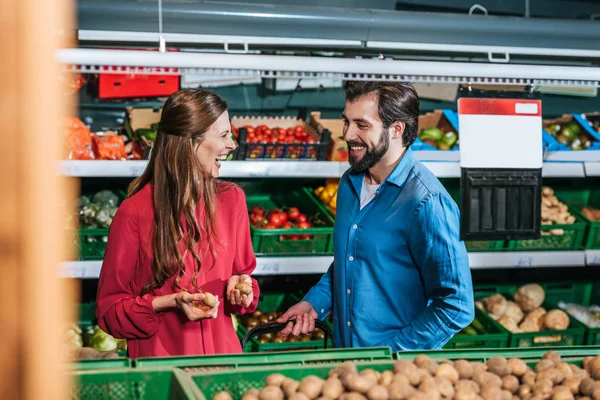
[96,89,259,358]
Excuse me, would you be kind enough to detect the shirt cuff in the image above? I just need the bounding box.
[302,289,330,320]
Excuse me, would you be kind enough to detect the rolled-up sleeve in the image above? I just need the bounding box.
[96,198,163,339]
[379,193,474,351]
[303,262,334,320]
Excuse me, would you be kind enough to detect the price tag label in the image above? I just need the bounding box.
[589,254,600,266]
[515,256,533,267]
[256,261,281,274]
[129,165,145,176]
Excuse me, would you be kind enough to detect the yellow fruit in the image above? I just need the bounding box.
[326,187,337,198]
[314,186,325,196]
[329,196,337,209]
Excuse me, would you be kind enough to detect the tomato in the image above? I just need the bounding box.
[258,125,268,132]
[287,207,300,221]
[300,234,312,240]
[264,129,272,136]
[251,206,264,215]
[278,128,286,136]
[287,128,295,136]
[269,213,284,227]
[297,214,308,223]
[282,222,293,229]
[295,125,304,133]
[264,223,277,229]
[245,126,255,135]
[298,221,312,229]
[306,137,316,144]
[277,211,288,224]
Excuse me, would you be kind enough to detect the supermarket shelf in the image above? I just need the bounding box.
[61,251,588,278]
[58,160,595,178]
[468,251,586,269]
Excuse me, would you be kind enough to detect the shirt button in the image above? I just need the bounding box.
[321,309,325,313]
[349,256,354,261]
[353,224,358,229]
[347,289,351,294]
[347,321,352,327]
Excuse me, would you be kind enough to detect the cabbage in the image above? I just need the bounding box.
[92,190,119,208]
[87,325,119,352]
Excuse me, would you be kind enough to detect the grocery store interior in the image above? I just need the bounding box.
[4,0,600,398]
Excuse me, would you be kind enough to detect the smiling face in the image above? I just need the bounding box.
[342,95,391,172]
[194,110,237,178]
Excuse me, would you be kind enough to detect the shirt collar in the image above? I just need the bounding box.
[348,147,416,196]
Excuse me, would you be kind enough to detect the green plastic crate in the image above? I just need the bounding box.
[464,240,506,252]
[507,206,586,250]
[247,188,334,255]
[589,282,600,345]
[134,347,392,372]
[78,228,110,260]
[540,281,593,305]
[444,307,509,349]
[79,302,96,329]
[70,358,132,371]
[72,368,195,400]
[237,293,333,352]
[395,346,600,362]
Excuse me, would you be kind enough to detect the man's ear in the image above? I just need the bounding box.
[391,121,406,140]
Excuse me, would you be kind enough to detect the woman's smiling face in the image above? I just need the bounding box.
[195,110,237,178]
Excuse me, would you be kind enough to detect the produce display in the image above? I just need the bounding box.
[541,187,576,234]
[79,190,121,229]
[545,119,594,151]
[215,351,600,400]
[559,302,600,329]
[66,117,143,160]
[249,205,317,239]
[314,182,339,216]
[65,324,126,361]
[419,127,459,150]
[454,319,490,337]
[238,124,320,159]
[581,207,600,222]
[239,309,326,344]
[476,284,571,333]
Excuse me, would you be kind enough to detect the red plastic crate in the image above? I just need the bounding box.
[99,74,179,99]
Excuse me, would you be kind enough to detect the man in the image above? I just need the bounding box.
[277,81,474,351]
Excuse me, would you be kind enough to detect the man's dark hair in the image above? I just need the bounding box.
[343,81,420,147]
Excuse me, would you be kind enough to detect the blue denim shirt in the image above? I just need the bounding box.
[304,148,474,351]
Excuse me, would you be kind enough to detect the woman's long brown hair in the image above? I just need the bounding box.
[128,89,228,295]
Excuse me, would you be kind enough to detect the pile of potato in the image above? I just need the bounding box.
[476,284,570,334]
[541,187,576,236]
[241,309,326,344]
[212,351,600,400]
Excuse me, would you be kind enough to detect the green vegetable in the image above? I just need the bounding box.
[571,138,583,151]
[92,190,119,208]
[437,143,450,151]
[471,318,487,334]
[556,134,570,145]
[136,128,157,143]
[462,326,478,335]
[87,325,119,352]
[560,126,576,143]
[65,323,83,350]
[548,124,560,135]
[440,131,458,148]
[419,127,443,142]
[565,121,581,136]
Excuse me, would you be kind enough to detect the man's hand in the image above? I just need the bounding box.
[226,274,253,308]
[276,301,318,337]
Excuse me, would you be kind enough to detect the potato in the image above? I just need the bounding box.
[266,374,286,387]
[242,389,260,400]
[316,397,333,400]
[203,292,217,307]
[475,301,485,310]
[417,375,439,399]
[213,392,233,400]
[380,371,394,387]
[543,310,570,331]
[592,368,600,380]
[514,284,545,312]
[456,379,481,394]
[562,378,581,395]
[235,282,253,295]
[524,308,548,330]
[366,385,389,400]
[414,355,437,375]
[536,360,556,373]
[299,376,325,400]
[498,316,520,333]
[480,385,503,400]
[433,376,454,398]
[340,393,367,400]
[519,385,532,399]
[487,357,512,377]
[505,301,525,323]
[551,386,573,400]
[474,371,502,388]
[455,359,474,379]
[554,363,573,381]
[391,374,410,387]
[523,372,537,387]
[519,320,541,333]
[454,388,480,400]
[502,376,520,394]
[360,369,381,385]
[283,380,300,397]
[435,363,459,384]
[485,294,508,319]
[537,369,564,385]
[330,362,358,379]
[541,351,562,366]
[507,359,527,377]
[289,393,311,400]
[532,379,553,400]
[342,374,374,394]
[394,361,421,386]
[580,378,598,397]
[405,393,431,400]
[387,379,415,400]
[583,357,594,374]
[593,387,600,400]
[322,378,344,400]
[259,386,284,400]
[472,362,488,373]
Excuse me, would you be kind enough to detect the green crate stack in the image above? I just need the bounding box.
[444,307,509,349]
[237,292,333,352]
[395,346,600,362]
[134,347,392,372]
[474,285,587,348]
[464,240,506,252]
[72,368,195,400]
[567,187,600,249]
[246,188,334,255]
[78,228,110,260]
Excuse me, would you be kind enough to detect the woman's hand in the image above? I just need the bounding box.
[175,292,220,321]
[226,274,253,308]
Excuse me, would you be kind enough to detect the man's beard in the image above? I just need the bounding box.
[347,130,390,173]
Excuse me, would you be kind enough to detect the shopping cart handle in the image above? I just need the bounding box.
[241,319,332,351]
